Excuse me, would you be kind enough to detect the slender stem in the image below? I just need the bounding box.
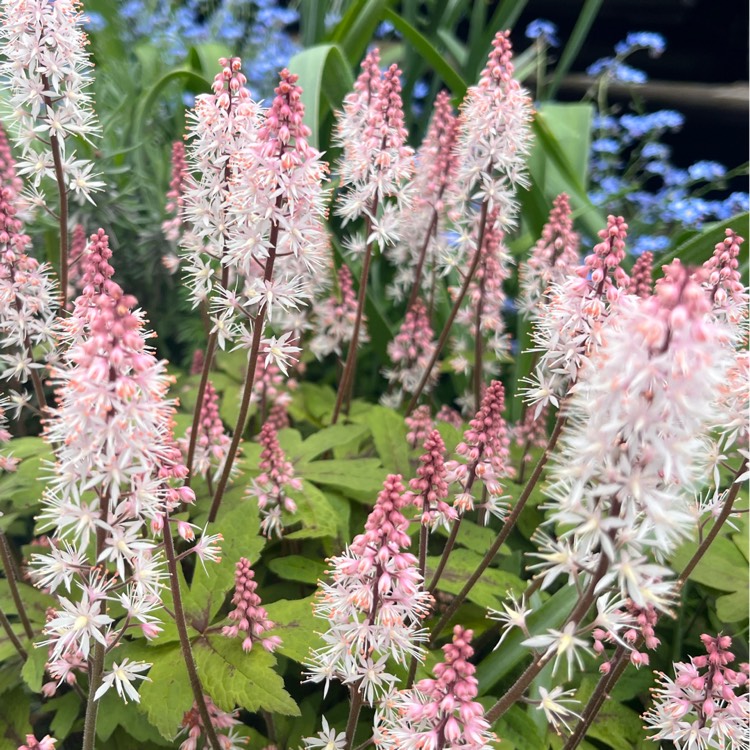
[473,269,486,413]
[428,514,462,595]
[185,332,218,485]
[40,75,69,311]
[81,640,105,750]
[679,461,746,582]
[0,532,33,639]
[207,204,282,522]
[0,605,26,660]
[332,203,378,425]
[429,411,566,645]
[344,685,364,750]
[562,463,747,750]
[405,209,438,312]
[562,644,626,750]
[485,551,609,724]
[405,201,490,416]
[186,154,232,484]
[406,518,430,688]
[163,515,223,750]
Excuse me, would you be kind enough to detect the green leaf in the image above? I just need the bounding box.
[330,0,389,64]
[548,0,605,99]
[671,535,747,593]
[353,405,411,476]
[264,595,323,663]
[138,645,193,740]
[577,676,649,750]
[494,704,547,750]
[268,555,326,585]
[529,105,604,239]
[187,489,264,625]
[476,585,579,693]
[98,687,171,745]
[0,437,54,510]
[0,686,31,748]
[293,424,369,463]
[286,480,339,539]
[288,44,354,150]
[48,691,81,740]
[21,640,47,691]
[435,518,496,556]
[659,212,749,268]
[425,548,523,611]
[194,636,299,716]
[298,458,384,502]
[381,9,467,97]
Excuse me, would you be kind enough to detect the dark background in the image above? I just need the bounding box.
[511,0,749,177]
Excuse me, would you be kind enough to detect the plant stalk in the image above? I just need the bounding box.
[332,203,378,425]
[163,515,223,750]
[405,201,490,416]
[429,410,565,645]
[0,531,33,639]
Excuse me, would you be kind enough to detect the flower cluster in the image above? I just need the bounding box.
[246,421,301,538]
[374,626,496,750]
[643,634,750,750]
[310,263,368,360]
[386,90,458,302]
[524,215,630,414]
[519,193,580,316]
[178,380,234,484]
[222,557,281,653]
[0,123,57,391]
[445,380,511,521]
[0,0,102,205]
[405,404,434,449]
[335,50,414,237]
[32,229,214,703]
[307,474,432,705]
[382,299,437,408]
[217,67,330,353]
[405,428,453,531]
[445,31,532,276]
[535,260,734,612]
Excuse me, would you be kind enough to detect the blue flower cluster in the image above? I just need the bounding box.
[525,19,559,48]
[586,33,748,252]
[115,0,299,97]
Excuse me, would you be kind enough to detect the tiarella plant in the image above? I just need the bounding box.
[0,3,746,750]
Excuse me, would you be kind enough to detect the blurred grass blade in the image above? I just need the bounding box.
[469,0,530,79]
[658,211,750,267]
[330,0,390,64]
[288,44,354,150]
[531,105,605,238]
[300,0,328,47]
[382,8,468,97]
[548,0,604,99]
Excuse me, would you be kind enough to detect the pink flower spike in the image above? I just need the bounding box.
[246,421,301,538]
[406,429,454,530]
[520,193,580,316]
[374,626,496,750]
[163,140,188,243]
[383,299,437,407]
[18,735,56,750]
[222,557,281,653]
[627,250,654,298]
[405,404,433,449]
[644,633,749,749]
